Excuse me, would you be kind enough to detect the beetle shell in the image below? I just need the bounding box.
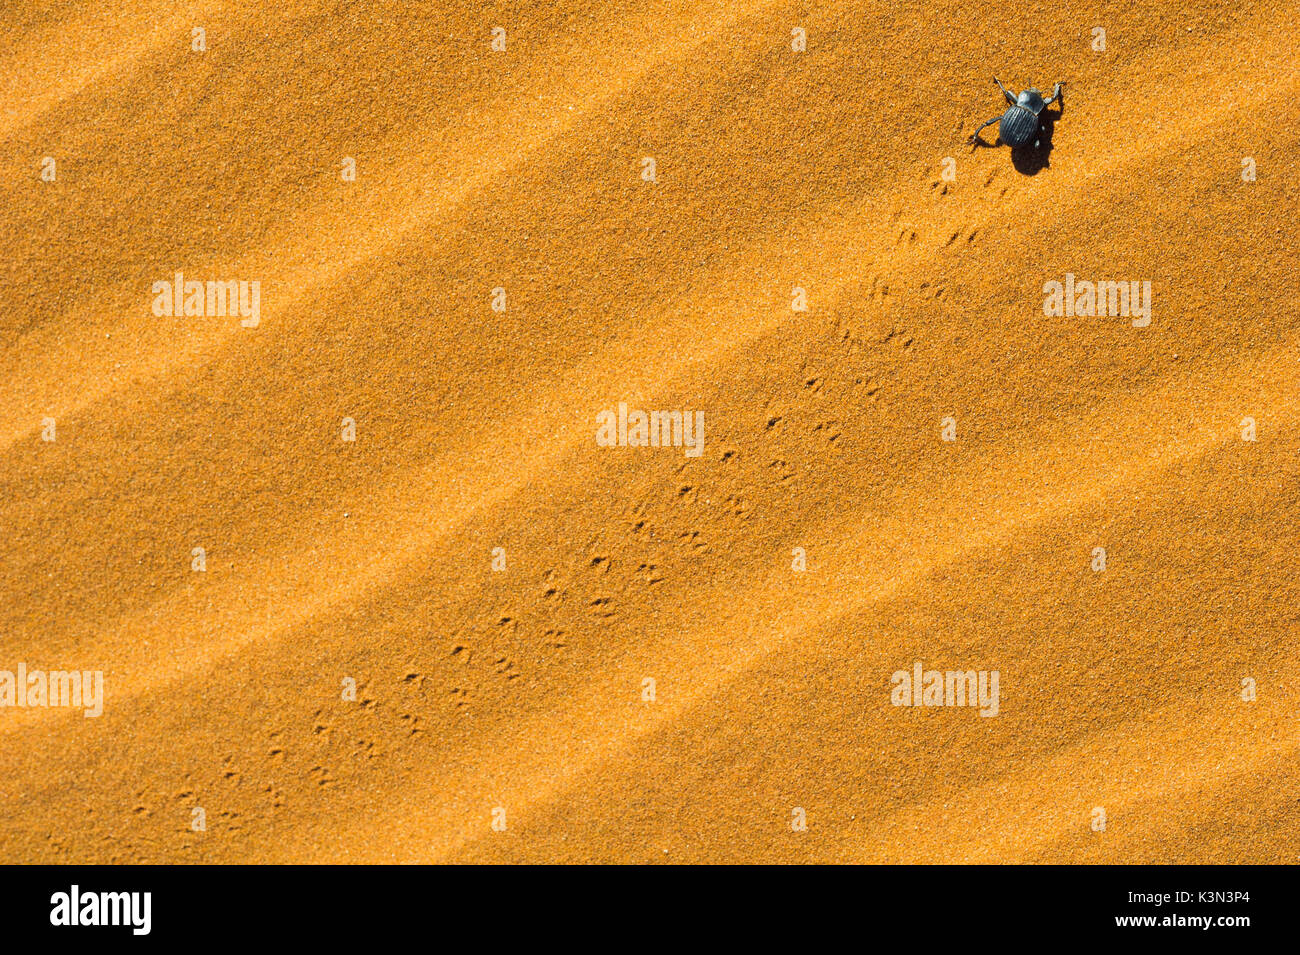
[999,105,1039,147]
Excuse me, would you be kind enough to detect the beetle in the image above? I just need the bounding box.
[968,78,1064,149]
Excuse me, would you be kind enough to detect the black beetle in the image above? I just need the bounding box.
[968,78,1064,148]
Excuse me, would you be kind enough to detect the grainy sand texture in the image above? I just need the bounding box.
[1,1,1298,864]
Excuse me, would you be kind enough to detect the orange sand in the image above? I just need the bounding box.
[1,0,1298,863]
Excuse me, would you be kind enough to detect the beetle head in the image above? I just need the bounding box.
[1017,88,1047,114]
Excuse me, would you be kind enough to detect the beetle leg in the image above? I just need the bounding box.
[967,116,1001,146]
[1045,81,1064,106]
[994,77,1017,105]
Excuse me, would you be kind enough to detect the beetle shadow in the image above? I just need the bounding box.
[1010,95,1064,176]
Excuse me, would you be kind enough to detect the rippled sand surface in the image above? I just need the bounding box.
[1,1,1297,863]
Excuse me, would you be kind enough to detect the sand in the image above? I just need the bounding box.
[1,0,1297,863]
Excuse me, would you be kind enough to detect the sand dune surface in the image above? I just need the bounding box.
[1,0,1297,863]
